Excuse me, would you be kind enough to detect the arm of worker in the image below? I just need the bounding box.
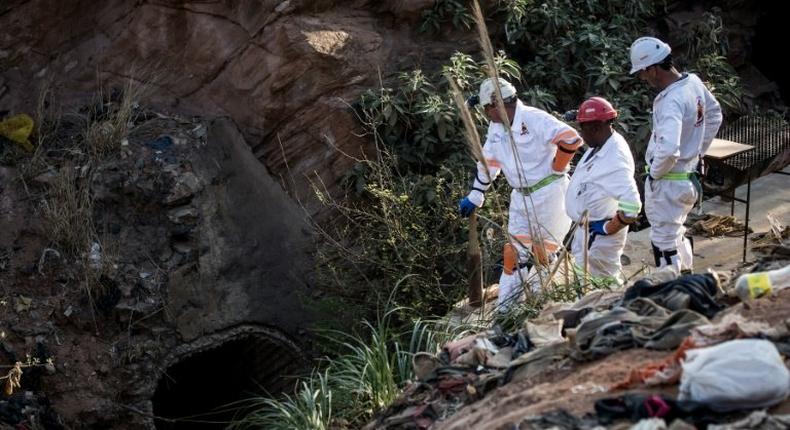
[464,130,502,208]
[648,100,683,179]
[548,123,583,174]
[590,155,642,235]
[699,87,723,156]
[607,158,642,234]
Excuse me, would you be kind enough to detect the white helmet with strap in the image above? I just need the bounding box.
[478,77,517,107]
[629,36,671,75]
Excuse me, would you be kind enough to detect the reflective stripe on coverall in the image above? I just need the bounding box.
[566,131,641,285]
[645,73,722,272]
[465,100,580,310]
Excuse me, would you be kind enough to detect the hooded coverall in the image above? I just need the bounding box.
[566,131,641,285]
[646,73,722,271]
[466,100,581,310]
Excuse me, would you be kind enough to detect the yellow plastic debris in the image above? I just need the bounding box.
[745,273,772,299]
[0,114,35,152]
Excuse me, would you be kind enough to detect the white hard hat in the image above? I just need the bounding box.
[629,37,671,75]
[478,77,517,107]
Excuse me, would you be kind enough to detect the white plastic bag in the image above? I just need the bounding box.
[679,339,790,412]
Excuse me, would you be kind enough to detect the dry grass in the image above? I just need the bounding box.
[41,166,95,256]
[21,75,60,178]
[83,77,146,159]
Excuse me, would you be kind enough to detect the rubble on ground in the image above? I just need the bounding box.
[687,214,752,237]
[365,250,790,430]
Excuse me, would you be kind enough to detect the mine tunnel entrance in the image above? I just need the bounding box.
[152,327,306,429]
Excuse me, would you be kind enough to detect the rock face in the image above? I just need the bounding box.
[169,117,312,341]
[0,110,316,428]
[0,0,467,212]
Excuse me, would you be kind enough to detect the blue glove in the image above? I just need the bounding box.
[589,219,610,236]
[459,197,477,218]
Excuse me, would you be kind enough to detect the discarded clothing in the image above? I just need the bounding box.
[611,337,697,391]
[489,327,533,359]
[690,313,789,347]
[454,338,499,367]
[442,333,487,362]
[380,403,437,429]
[517,409,599,429]
[525,316,564,347]
[573,299,708,360]
[679,339,790,412]
[623,273,723,319]
[543,289,623,328]
[594,393,725,427]
[708,410,790,430]
[636,307,710,350]
[486,347,514,368]
[504,341,572,384]
[630,418,668,430]
[412,352,441,381]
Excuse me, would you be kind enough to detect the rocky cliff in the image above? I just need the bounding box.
[0,0,473,212]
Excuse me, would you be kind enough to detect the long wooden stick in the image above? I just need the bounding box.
[446,75,486,309]
[467,212,483,307]
[583,213,590,290]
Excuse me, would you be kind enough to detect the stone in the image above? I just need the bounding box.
[167,206,198,224]
[164,172,202,206]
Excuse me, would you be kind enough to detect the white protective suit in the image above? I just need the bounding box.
[565,131,641,285]
[466,100,581,310]
[645,73,722,272]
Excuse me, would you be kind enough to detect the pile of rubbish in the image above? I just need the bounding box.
[751,214,790,254]
[365,256,790,430]
[687,214,751,238]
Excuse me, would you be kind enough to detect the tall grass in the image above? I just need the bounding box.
[229,371,334,430]
[231,307,481,429]
[41,166,95,256]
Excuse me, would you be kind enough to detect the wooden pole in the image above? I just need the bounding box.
[467,212,483,308]
[583,213,589,290]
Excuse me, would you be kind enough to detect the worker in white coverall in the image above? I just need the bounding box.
[629,37,722,272]
[459,77,582,311]
[565,97,641,286]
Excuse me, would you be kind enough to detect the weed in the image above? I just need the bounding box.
[40,166,95,256]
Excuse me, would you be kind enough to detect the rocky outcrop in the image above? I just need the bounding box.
[0,0,469,213]
[0,109,316,428]
[169,117,312,341]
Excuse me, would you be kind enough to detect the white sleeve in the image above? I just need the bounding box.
[610,154,642,218]
[699,86,723,156]
[649,100,683,178]
[467,128,502,207]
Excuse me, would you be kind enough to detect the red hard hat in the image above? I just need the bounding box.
[577,97,618,123]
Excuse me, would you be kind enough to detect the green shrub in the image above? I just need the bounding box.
[232,308,481,429]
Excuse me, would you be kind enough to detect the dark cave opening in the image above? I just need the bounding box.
[152,333,305,429]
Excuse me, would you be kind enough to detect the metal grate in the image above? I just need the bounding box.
[716,115,790,171]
